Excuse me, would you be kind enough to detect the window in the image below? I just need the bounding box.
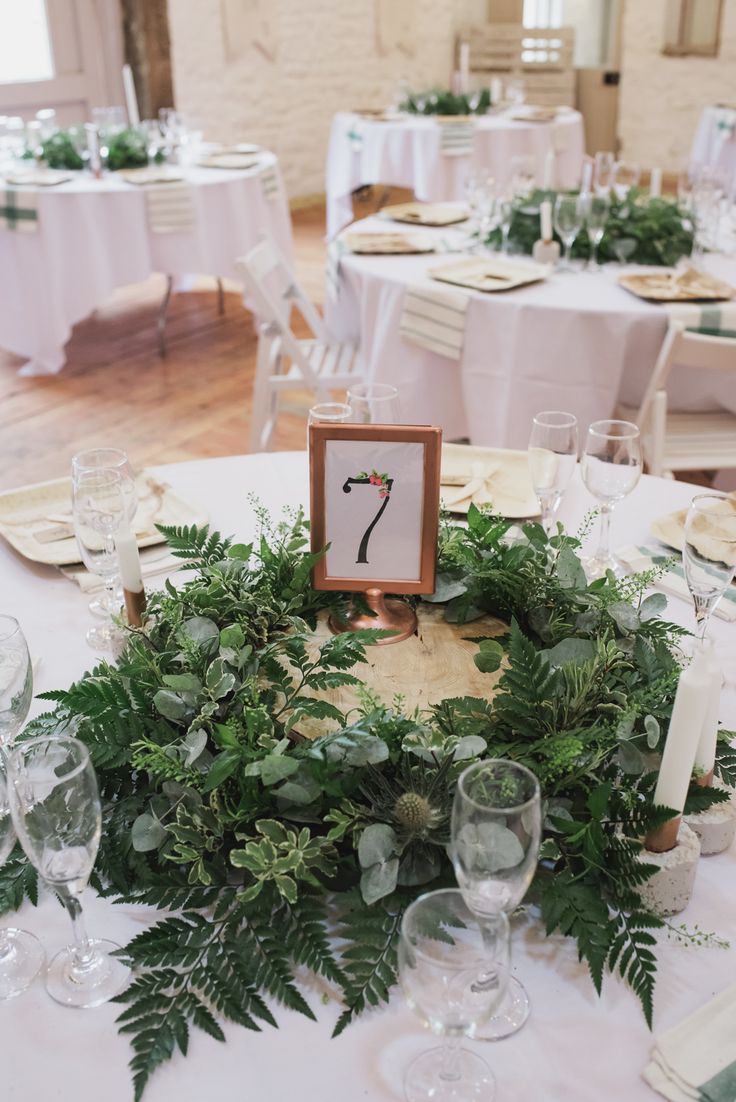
[663,0,723,57]
[523,0,564,28]
[0,0,54,85]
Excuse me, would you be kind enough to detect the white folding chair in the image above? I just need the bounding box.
[237,240,362,452]
[620,321,736,477]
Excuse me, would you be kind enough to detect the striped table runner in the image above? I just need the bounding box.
[399,282,470,359]
[145,182,195,234]
[439,120,474,157]
[0,189,38,233]
[261,167,280,201]
[666,300,736,339]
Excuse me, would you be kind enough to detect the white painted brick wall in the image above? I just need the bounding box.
[168,0,485,199]
[618,0,736,173]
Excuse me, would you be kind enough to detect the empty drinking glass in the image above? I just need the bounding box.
[496,195,514,255]
[581,419,641,580]
[72,468,127,650]
[584,194,610,270]
[612,161,640,201]
[528,411,578,534]
[450,760,541,1040]
[0,616,32,748]
[399,888,510,1101]
[554,193,584,271]
[593,151,615,195]
[7,734,130,1008]
[346,383,400,424]
[683,492,736,640]
[72,449,137,619]
[0,761,45,999]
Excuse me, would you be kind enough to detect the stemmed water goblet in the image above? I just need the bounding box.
[450,759,541,1041]
[398,888,510,1101]
[72,448,137,619]
[528,411,578,535]
[553,193,584,271]
[580,419,641,580]
[346,383,400,424]
[683,492,736,640]
[72,468,127,651]
[7,734,130,1007]
[612,161,640,201]
[584,194,610,270]
[593,151,615,196]
[496,195,513,255]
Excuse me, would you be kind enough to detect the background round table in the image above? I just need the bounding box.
[326,109,585,237]
[1,451,734,1102]
[0,153,293,376]
[689,105,736,193]
[326,214,736,447]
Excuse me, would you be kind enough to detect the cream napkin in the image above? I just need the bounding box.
[145,182,195,233]
[617,545,736,623]
[61,546,182,593]
[439,119,474,157]
[399,282,469,359]
[643,982,736,1101]
[441,461,500,510]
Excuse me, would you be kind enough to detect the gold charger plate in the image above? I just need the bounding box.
[118,168,184,185]
[430,256,549,293]
[197,154,260,170]
[0,472,208,566]
[441,443,539,518]
[4,170,72,187]
[343,231,435,255]
[508,107,558,122]
[618,268,736,302]
[379,202,469,227]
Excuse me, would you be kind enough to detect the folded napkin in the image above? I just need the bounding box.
[617,544,736,622]
[260,166,280,201]
[666,300,736,339]
[644,982,736,1101]
[439,119,474,157]
[61,546,182,593]
[441,462,501,510]
[145,181,195,233]
[0,188,38,233]
[399,282,469,359]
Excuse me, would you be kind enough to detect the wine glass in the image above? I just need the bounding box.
[528,411,578,534]
[510,155,535,200]
[496,195,513,255]
[0,760,45,999]
[72,469,127,651]
[398,888,510,1102]
[0,616,32,748]
[612,161,640,201]
[72,449,137,618]
[584,194,610,270]
[307,403,353,448]
[683,492,736,640]
[593,151,615,195]
[450,760,541,1041]
[581,419,641,580]
[7,734,130,1008]
[553,193,584,271]
[346,383,400,424]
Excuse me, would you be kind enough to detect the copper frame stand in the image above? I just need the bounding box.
[328,587,417,645]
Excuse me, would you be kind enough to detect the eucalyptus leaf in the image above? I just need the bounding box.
[544,638,595,667]
[556,547,587,590]
[644,714,661,750]
[608,601,641,634]
[260,754,300,786]
[455,822,525,873]
[640,593,667,621]
[180,616,220,653]
[131,813,167,853]
[360,858,399,905]
[473,639,504,674]
[182,729,208,766]
[153,690,189,722]
[358,823,398,868]
[453,735,487,761]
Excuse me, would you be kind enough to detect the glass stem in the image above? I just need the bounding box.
[693,597,714,641]
[63,893,96,970]
[501,226,510,254]
[595,504,612,563]
[0,927,13,961]
[440,1036,462,1083]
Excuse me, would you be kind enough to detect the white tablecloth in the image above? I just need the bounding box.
[326,109,586,237]
[690,106,736,194]
[1,452,735,1102]
[326,215,736,447]
[0,155,293,376]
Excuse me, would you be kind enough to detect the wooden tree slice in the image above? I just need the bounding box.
[298,604,507,738]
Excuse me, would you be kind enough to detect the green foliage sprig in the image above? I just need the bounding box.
[3,507,728,1099]
[400,87,492,116]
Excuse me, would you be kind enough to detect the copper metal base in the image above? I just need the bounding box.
[645,816,681,853]
[695,769,714,788]
[328,587,417,645]
[124,587,147,628]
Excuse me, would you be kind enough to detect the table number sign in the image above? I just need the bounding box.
[309,423,442,643]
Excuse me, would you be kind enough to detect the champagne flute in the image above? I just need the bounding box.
[496,195,513,255]
[72,449,137,619]
[683,492,736,640]
[72,469,127,650]
[346,383,400,424]
[398,888,510,1101]
[0,616,32,747]
[0,761,45,999]
[7,734,130,1008]
[510,155,535,200]
[581,419,641,580]
[585,193,610,270]
[450,760,541,1041]
[528,411,578,534]
[553,193,584,271]
[593,151,615,195]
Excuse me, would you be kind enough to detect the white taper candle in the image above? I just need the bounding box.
[116,528,143,593]
[459,43,470,95]
[543,149,555,190]
[649,166,662,198]
[653,654,713,815]
[490,77,503,105]
[540,199,552,242]
[580,157,593,195]
[122,64,140,127]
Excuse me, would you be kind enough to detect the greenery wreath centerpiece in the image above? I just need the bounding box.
[399,87,492,116]
[2,505,733,1100]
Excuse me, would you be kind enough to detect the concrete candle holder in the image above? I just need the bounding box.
[639,821,701,916]
[685,782,736,856]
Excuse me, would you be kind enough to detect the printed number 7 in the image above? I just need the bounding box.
[342,477,394,564]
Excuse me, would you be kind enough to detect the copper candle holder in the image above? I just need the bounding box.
[124,587,147,629]
[644,816,681,853]
[328,588,417,645]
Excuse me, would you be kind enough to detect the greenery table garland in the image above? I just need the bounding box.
[2,506,732,1100]
[399,87,492,116]
[26,127,161,172]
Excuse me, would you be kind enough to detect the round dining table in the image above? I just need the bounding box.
[326,108,585,237]
[326,213,736,448]
[1,451,735,1102]
[0,153,292,377]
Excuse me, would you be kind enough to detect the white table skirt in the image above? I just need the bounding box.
[326,214,736,448]
[0,155,293,376]
[326,110,586,237]
[1,452,735,1102]
[689,106,736,194]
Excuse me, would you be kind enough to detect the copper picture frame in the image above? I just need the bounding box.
[309,423,442,595]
